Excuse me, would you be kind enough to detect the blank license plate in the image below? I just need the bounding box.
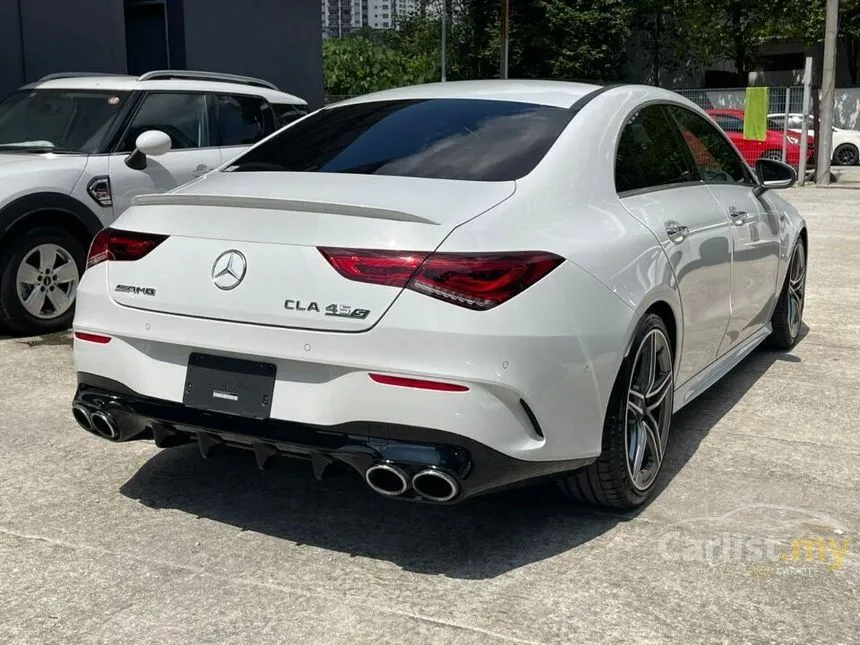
[182,353,276,419]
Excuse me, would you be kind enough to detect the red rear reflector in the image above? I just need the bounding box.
[369,373,469,392]
[319,248,563,310]
[74,332,112,344]
[87,228,168,269]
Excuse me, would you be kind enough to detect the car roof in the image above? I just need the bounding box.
[333,79,604,109]
[22,72,306,105]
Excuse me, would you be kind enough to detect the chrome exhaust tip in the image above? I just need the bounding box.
[365,463,409,497]
[412,468,459,503]
[90,411,119,441]
[72,404,93,432]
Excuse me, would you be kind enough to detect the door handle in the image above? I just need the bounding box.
[729,206,754,225]
[665,221,689,243]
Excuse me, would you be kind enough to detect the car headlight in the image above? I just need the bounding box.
[787,135,800,145]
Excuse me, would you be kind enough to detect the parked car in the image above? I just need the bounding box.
[706,108,814,167]
[0,70,308,335]
[768,112,860,165]
[71,81,807,510]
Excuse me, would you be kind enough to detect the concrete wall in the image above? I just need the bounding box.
[0,0,127,98]
[18,0,127,81]
[180,0,324,107]
[0,0,323,108]
[0,1,25,99]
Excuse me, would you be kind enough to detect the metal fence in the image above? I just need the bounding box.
[675,87,814,171]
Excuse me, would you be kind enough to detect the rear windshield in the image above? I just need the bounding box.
[227,98,573,181]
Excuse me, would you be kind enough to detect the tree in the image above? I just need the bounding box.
[632,0,719,86]
[778,0,860,85]
[323,37,420,98]
[450,0,633,82]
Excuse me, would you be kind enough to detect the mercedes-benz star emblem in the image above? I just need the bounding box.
[211,250,247,290]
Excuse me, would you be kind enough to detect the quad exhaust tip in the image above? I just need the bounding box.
[365,463,409,497]
[90,411,120,440]
[72,404,93,432]
[412,468,459,503]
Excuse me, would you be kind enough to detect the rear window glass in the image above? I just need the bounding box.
[227,98,573,181]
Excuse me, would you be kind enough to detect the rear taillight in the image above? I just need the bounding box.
[87,228,168,269]
[319,248,563,310]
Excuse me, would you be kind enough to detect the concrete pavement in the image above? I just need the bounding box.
[0,187,857,644]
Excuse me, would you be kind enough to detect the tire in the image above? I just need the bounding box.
[0,226,86,335]
[767,242,807,350]
[833,143,859,166]
[559,313,674,509]
[760,149,783,161]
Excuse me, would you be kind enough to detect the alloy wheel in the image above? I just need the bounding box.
[787,244,806,339]
[625,329,674,491]
[15,244,80,319]
[837,146,858,166]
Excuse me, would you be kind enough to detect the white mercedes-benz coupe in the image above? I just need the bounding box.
[71,80,807,509]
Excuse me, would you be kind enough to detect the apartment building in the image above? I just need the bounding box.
[321,0,419,36]
[321,0,367,38]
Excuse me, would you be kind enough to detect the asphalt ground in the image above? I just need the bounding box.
[0,187,857,644]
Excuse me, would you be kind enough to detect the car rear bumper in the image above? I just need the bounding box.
[73,373,594,504]
[74,262,635,464]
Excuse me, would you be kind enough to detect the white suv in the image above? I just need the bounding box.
[0,70,307,335]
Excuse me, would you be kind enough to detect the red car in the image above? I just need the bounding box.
[706,108,814,167]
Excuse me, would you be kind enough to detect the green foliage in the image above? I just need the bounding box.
[323,0,856,96]
[633,0,720,84]
[322,35,434,98]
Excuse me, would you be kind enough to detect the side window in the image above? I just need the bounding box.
[273,103,309,126]
[615,105,698,194]
[787,116,805,130]
[714,115,744,133]
[668,106,753,185]
[217,94,277,146]
[118,93,209,152]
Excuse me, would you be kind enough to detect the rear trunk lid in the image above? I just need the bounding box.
[107,172,515,331]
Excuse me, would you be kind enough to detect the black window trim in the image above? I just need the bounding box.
[109,89,219,154]
[614,101,704,198]
[666,103,758,188]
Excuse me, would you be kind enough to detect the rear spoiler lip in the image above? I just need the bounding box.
[130,193,440,225]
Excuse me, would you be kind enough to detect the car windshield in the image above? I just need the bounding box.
[0,89,130,153]
[227,98,574,181]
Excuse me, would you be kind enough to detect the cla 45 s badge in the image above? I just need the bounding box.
[284,299,370,320]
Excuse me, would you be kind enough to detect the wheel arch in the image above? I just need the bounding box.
[644,300,678,361]
[623,292,684,374]
[0,192,104,254]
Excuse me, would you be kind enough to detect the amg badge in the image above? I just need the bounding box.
[115,284,156,296]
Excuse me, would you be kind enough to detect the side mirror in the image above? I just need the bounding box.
[124,130,172,170]
[754,158,797,195]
